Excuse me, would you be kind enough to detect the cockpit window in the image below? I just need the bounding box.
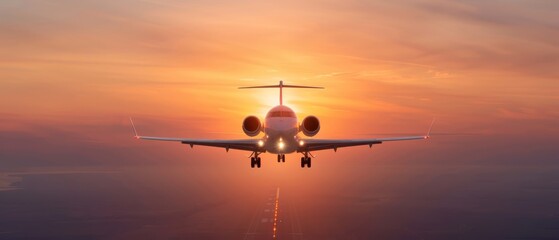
[267,110,296,118]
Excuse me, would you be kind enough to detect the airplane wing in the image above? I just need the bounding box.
[298,135,428,152]
[298,120,435,152]
[130,118,260,152]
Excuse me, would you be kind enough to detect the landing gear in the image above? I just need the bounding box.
[250,152,262,168]
[300,152,311,168]
[277,154,286,163]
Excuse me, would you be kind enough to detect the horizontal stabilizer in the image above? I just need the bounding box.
[239,80,323,105]
[239,85,324,89]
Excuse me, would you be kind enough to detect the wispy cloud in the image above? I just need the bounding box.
[0,0,558,167]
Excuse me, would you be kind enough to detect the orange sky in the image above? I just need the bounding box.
[1,0,558,169]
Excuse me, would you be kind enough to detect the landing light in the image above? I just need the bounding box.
[278,142,285,149]
[258,140,264,147]
[299,140,305,146]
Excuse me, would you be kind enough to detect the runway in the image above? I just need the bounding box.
[244,187,304,240]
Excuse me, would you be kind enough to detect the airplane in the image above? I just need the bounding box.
[130,81,434,168]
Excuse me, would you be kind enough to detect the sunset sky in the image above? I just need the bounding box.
[1,0,558,167]
[2,1,559,239]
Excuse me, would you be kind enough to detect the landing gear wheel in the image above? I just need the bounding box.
[256,157,261,168]
[281,155,286,162]
[300,157,311,168]
[277,155,281,163]
[250,157,256,168]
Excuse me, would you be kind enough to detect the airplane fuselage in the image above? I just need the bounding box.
[263,105,299,154]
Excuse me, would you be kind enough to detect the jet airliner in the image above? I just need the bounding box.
[130,81,433,168]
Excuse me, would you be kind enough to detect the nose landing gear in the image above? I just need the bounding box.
[277,154,286,163]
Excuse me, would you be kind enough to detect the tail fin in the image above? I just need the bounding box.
[239,81,324,105]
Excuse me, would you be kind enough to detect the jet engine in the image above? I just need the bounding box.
[242,116,262,137]
[300,116,320,137]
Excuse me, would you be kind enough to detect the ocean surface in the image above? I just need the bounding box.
[1,163,559,239]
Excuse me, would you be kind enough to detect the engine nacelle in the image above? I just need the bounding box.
[242,116,262,137]
[300,116,320,137]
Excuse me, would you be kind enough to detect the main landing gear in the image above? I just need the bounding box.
[277,154,285,163]
[251,157,261,168]
[300,152,311,168]
[250,152,261,168]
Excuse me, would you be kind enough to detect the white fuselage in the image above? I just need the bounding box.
[263,105,299,154]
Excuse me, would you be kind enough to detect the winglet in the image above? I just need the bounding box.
[129,117,140,139]
[425,118,436,139]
